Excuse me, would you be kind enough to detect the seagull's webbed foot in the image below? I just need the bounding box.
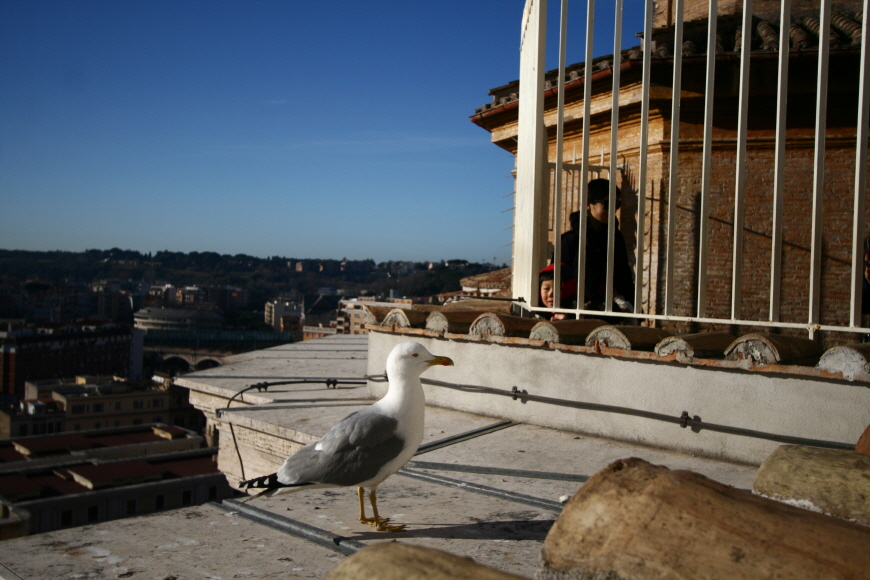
[358,487,405,532]
[371,518,405,532]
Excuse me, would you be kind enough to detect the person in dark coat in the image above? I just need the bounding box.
[560,178,635,314]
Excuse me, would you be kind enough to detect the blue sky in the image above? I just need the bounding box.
[1,0,646,264]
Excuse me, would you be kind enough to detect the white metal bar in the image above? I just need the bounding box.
[514,0,549,307]
[731,0,753,320]
[769,0,792,322]
[604,0,624,311]
[809,0,832,328]
[575,0,596,309]
[552,0,569,309]
[697,0,718,318]
[850,0,870,328]
[665,0,685,315]
[534,304,870,334]
[634,0,654,313]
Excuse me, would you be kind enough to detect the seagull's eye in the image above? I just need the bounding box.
[412,353,418,357]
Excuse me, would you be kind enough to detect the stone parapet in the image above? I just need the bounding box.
[368,330,870,465]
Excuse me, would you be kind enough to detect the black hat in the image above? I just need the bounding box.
[587,178,620,207]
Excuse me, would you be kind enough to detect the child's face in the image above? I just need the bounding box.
[540,279,555,308]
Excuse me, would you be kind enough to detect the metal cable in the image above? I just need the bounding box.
[225,376,383,482]
[419,378,856,451]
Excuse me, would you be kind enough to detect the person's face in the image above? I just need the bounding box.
[540,279,555,308]
[588,201,608,223]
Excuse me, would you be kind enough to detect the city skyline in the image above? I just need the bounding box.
[1,1,646,264]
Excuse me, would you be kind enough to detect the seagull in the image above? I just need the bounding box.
[238,341,454,532]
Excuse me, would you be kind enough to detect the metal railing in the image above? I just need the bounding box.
[513,0,870,339]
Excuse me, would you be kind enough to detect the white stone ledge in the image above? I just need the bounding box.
[367,330,869,465]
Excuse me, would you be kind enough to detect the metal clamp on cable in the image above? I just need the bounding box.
[679,410,690,428]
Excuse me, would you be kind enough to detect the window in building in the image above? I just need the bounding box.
[115,420,121,427]
[133,400,143,410]
[74,424,81,431]
[93,403,104,413]
[133,419,143,425]
[61,510,72,527]
[155,494,165,510]
[182,490,192,505]
[126,499,136,515]
[71,404,85,414]
[47,423,54,434]
[153,417,162,424]
[94,422,101,429]
[152,399,163,408]
[18,425,27,437]
[115,402,122,411]
[87,506,98,522]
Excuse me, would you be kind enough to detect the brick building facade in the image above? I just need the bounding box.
[0,324,134,399]
[471,0,868,345]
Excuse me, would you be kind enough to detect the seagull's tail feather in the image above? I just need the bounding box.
[238,473,314,501]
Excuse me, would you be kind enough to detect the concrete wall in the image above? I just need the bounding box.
[368,331,870,465]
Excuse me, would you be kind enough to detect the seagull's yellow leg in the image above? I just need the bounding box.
[358,486,391,527]
[368,488,405,532]
[357,487,369,524]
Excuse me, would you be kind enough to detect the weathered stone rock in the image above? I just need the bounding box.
[584,325,671,351]
[817,343,870,380]
[724,333,823,366]
[753,444,870,526]
[426,310,484,335]
[363,305,393,326]
[529,319,607,345]
[654,331,736,359]
[381,308,430,329]
[539,457,870,580]
[856,424,870,455]
[323,542,530,580]
[469,312,539,339]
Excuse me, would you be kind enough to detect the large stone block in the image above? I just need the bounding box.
[323,542,529,580]
[539,458,870,580]
[753,444,870,526]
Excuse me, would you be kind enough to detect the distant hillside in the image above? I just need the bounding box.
[0,248,499,304]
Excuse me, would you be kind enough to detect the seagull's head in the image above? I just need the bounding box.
[387,341,454,378]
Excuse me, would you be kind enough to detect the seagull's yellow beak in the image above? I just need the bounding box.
[427,355,454,367]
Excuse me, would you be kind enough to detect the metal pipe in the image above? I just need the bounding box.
[769,0,792,322]
[553,0,569,309]
[809,0,833,332]
[406,460,589,483]
[635,0,654,314]
[215,499,365,555]
[732,0,754,320]
[665,0,685,315]
[575,0,596,310]
[604,0,624,311]
[697,0,719,318]
[398,469,564,513]
[851,0,870,328]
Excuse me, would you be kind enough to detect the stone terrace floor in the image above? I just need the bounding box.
[0,335,759,579]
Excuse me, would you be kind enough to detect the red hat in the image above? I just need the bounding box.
[539,263,577,299]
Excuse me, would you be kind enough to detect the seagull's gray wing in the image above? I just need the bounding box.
[277,408,406,487]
